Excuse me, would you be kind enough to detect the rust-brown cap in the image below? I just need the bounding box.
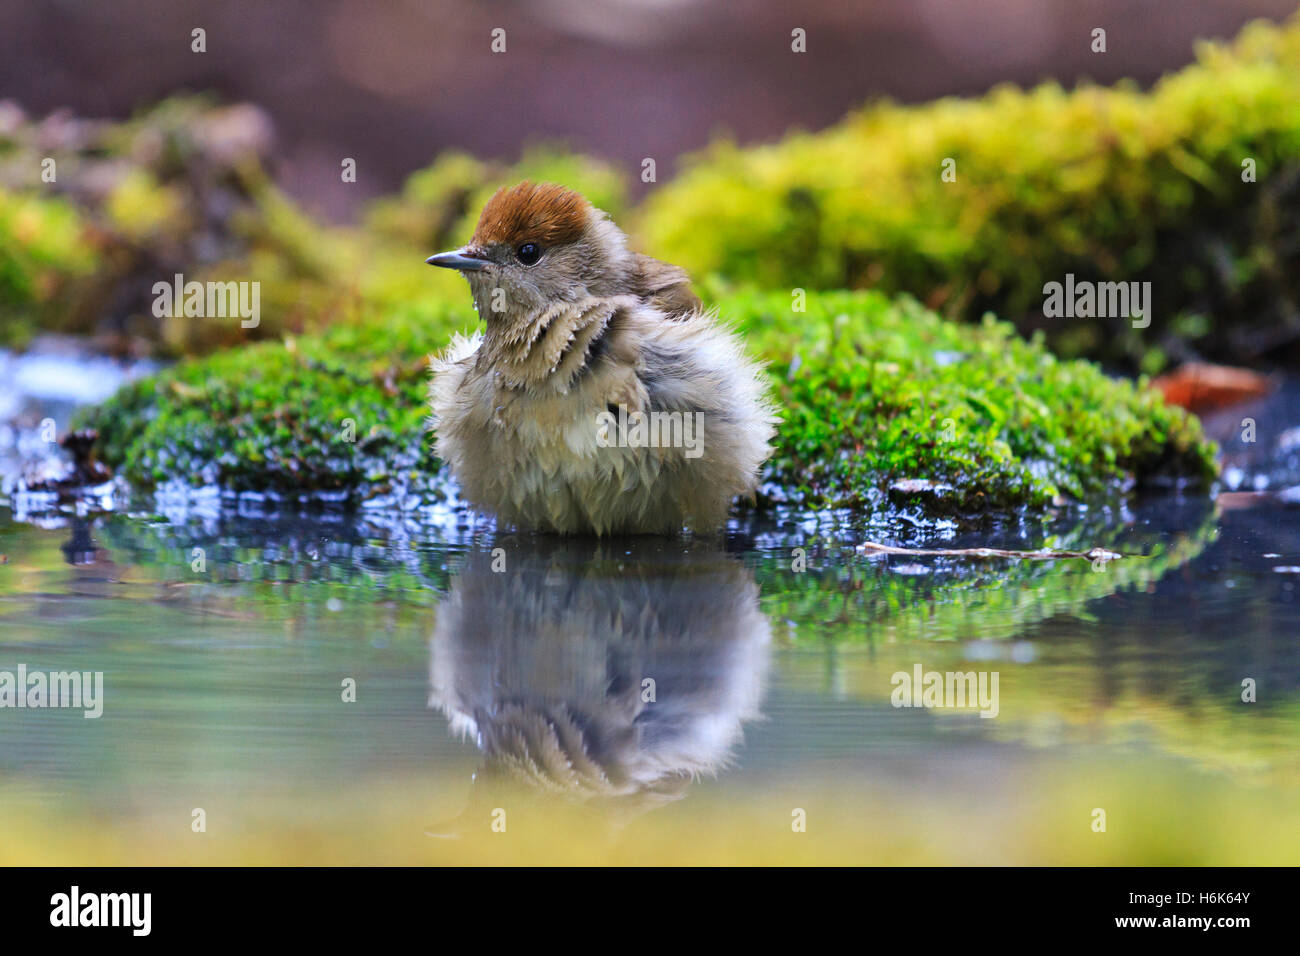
[470,181,591,249]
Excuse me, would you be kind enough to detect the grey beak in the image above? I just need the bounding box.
[426,248,491,272]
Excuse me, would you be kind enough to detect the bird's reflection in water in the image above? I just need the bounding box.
[428,536,771,835]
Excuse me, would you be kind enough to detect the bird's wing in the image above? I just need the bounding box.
[631,254,702,319]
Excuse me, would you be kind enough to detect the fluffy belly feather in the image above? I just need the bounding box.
[429,306,775,536]
[446,404,729,535]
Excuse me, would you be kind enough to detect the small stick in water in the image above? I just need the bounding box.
[856,542,1124,562]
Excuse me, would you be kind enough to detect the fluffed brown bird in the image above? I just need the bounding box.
[427,181,775,535]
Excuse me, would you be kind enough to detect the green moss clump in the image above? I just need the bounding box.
[738,289,1216,509]
[0,187,96,346]
[80,288,1216,512]
[0,97,364,356]
[635,13,1300,371]
[78,300,465,497]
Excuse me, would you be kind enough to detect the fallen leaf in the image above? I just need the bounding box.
[1151,362,1277,413]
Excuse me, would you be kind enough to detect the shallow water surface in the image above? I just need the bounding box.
[1,491,1298,865]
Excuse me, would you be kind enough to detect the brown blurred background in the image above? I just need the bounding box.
[2,0,1296,220]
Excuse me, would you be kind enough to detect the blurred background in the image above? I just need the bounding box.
[4,0,1295,220]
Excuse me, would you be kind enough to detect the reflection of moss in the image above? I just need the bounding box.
[0,516,454,623]
[21,509,1291,807]
[51,501,1217,654]
[80,289,1216,511]
[635,13,1300,371]
[772,591,1300,782]
[756,501,1218,643]
[759,504,1300,780]
[3,768,1299,864]
[1011,681,1300,779]
[90,513,452,612]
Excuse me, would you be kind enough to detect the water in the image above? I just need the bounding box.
[1,491,1297,864]
[2,343,1299,864]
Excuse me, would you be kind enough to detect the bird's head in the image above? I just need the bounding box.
[426,181,633,321]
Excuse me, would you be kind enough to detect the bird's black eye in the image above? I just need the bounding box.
[516,242,541,265]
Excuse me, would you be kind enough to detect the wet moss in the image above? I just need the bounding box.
[736,289,1217,510]
[79,288,1217,513]
[635,13,1300,372]
[79,302,455,498]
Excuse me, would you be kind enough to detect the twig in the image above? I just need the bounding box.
[857,542,1123,562]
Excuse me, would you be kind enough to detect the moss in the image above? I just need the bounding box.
[11,8,1300,375]
[78,288,1217,513]
[0,187,96,346]
[737,289,1216,510]
[3,76,1223,510]
[103,169,188,240]
[79,300,457,498]
[635,13,1300,371]
[0,99,632,359]
[8,14,1300,372]
[0,96,362,356]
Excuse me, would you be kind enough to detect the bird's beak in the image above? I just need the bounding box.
[426,247,491,272]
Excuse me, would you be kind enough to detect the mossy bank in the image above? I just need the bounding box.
[77,288,1217,514]
[635,13,1300,373]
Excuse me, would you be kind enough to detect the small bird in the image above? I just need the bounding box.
[427,181,775,535]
